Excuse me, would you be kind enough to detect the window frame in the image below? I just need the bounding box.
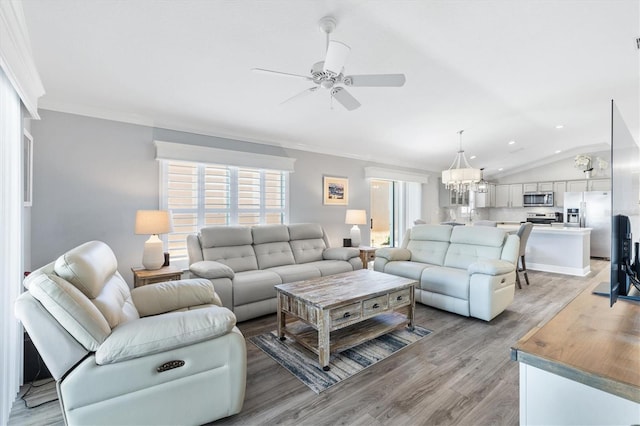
[159,159,290,269]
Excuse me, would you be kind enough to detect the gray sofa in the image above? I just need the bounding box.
[187,223,362,321]
[374,224,519,321]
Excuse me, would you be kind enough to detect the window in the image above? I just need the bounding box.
[161,160,289,267]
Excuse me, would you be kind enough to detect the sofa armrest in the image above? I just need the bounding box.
[375,247,412,261]
[95,306,236,365]
[189,260,235,280]
[468,259,515,276]
[323,247,360,261]
[131,279,222,317]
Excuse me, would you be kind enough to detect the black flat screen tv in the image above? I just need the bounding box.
[609,214,639,305]
[596,100,640,305]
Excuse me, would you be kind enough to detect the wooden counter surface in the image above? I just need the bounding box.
[512,266,640,403]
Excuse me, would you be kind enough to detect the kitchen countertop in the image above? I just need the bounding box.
[497,224,592,235]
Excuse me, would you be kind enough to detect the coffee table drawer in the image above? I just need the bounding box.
[389,288,411,308]
[363,295,389,317]
[331,302,362,326]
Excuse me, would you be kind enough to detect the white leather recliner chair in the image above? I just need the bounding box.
[14,241,246,425]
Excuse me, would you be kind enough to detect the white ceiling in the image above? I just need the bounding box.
[20,0,640,178]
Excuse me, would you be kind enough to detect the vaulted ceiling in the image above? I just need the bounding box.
[21,0,639,178]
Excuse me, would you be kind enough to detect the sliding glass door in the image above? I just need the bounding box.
[370,179,422,248]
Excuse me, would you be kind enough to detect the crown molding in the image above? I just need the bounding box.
[0,0,45,119]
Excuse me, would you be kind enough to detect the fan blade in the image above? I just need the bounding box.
[344,74,406,87]
[331,87,361,111]
[251,68,313,82]
[323,41,350,76]
[280,86,319,105]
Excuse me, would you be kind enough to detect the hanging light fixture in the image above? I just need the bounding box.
[476,168,488,193]
[441,130,482,192]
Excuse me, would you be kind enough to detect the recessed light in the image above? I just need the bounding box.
[498,167,504,171]
[555,124,564,129]
[555,150,562,154]
[508,140,516,145]
[470,155,477,159]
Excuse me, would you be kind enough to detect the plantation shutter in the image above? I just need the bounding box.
[161,161,289,268]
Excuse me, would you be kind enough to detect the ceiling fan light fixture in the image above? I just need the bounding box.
[323,40,351,76]
[441,130,482,193]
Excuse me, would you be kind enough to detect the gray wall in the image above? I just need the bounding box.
[31,110,432,284]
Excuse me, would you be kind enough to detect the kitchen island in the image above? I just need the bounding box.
[511,266,640,425]
[498,225,591,276]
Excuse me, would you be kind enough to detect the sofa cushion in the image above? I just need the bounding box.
[405,225,452,266]
[200,226,253,248]
[323,247,360,261]
[131,279,220,316]
[421,266,470,300]
[202,245,258,272]
[410,224,453,242]
[252,224,290,244]
[233,270,282,305]
[290,239,326,264]
[305,260,354,276]
[189,260,235,279]
[254,242,295,269]
[28,272,111,351]
[444,243,504,270]
[384,261,431,281]
[54,240,118,299]
[450,226,506,247]
[288,223,324,240]
[95,306,236,364]
[91,273,140,328]
[266,264,321,284]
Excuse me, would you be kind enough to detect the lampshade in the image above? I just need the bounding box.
[345,209,367,225]
[441,130,482,192]
[135,210,172,270]
[135,210,172,235]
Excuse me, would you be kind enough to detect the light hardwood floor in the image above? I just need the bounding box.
[9,260,608,426]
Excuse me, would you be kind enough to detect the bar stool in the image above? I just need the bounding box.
[516,222,534,288]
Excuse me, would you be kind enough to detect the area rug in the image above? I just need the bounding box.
[249,325,432,394]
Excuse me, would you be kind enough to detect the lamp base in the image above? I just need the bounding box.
[142,235,164,270]
[350,225,362,247]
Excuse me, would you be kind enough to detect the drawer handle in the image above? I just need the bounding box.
[372,303,380,309]
[157,360,185,373]
[396,295,403,301]
[343,312,351,319]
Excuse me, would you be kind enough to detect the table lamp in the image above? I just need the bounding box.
[345,209,367,247]
[135,210,172,270]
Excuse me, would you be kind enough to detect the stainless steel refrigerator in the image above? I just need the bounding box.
[564,191,611,258]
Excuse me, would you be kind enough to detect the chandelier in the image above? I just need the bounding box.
[441,130,482,192]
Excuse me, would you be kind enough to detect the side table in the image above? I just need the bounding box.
[131,265,183,287]
[358,246,378,269]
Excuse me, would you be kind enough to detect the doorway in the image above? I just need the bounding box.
[370,179,422,248]
[370,179,396,247]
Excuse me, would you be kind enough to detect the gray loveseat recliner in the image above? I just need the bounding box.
[374,224,519,321]
[187,223,363,322]
[14,241,246,425]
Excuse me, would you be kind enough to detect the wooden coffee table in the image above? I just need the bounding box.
[275,269,417,371]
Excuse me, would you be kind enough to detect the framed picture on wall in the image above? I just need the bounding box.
[24,129,33,207]
[323,176,348,205]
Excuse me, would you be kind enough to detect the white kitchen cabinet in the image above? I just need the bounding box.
[567,180,588,192]
[495,184,523,208]
[510,184,523,207]
[538,182,554,192]
[523,183,538,193]
[588,178,611,191]
[475,184,496,208]
[554,181,567,206]
[438,181,451,208]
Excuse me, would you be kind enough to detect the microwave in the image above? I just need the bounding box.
[523,192,554,207]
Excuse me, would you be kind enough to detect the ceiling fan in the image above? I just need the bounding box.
[252,16,406,111]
